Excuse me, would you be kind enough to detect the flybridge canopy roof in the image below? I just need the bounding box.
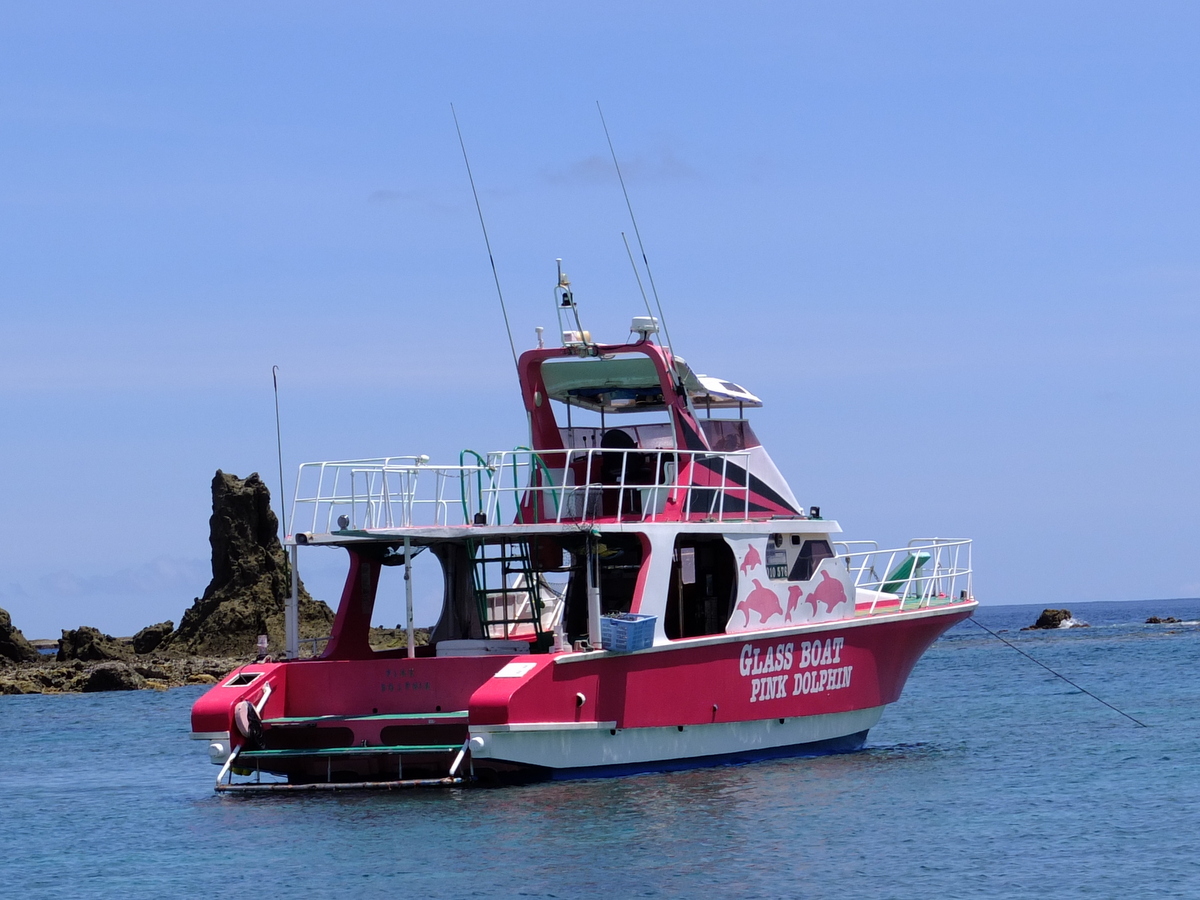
[539,354,762,413]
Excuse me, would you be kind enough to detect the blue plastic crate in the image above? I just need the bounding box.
[601,613,656,652]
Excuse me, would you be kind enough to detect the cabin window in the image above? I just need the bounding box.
[664,535,737,639]
[764,536,835,582]
[698,419,761,452]
[789,539,834,582]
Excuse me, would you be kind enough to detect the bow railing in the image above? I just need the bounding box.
[835,538,973,615]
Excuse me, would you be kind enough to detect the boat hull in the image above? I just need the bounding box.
[192,602,973,786]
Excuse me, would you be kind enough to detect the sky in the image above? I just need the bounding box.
[1,1,1198,638]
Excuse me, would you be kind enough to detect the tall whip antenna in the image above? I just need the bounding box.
[597,101,677,368]
[271,365,288,538]
[452,104,519,371]
[622,232,657,325]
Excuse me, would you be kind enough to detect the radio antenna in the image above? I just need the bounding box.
[622,232,656,325]
[451,104,519,371]
[271,365,288,538]
[597,101,677,368]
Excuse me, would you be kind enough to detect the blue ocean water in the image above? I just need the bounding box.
[3,599,1199,898]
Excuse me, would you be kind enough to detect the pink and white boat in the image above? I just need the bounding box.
[191,277,975,790]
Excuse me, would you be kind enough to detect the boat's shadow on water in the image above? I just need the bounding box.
[203,738,963,820]
[856,740,958,761]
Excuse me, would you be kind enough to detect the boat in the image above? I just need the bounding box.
[190,270,976,791]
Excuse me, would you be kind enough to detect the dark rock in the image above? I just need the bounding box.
[82,661,144,692]
[132,621,174,655]
[0,607,39,663]
[162,471,333,658]
[1146,616,1180,624]
[57,626,133,662]
[133,664,172,680]
[1023,608,1073,630]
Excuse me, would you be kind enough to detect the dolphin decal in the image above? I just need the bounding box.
[785,585,805,622]
[739,545,762,575]
[808,570,848,614]
[737,578,783,625]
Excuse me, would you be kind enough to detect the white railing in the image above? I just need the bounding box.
[835,538,973,614]
[289,447,768,535]
[290,456,484,535]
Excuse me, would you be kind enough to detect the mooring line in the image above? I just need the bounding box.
[967,617,1148,728]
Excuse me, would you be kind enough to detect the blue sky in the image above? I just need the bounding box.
[2,2,1197,637]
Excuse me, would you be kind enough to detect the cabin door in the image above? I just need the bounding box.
[664,535,736,639]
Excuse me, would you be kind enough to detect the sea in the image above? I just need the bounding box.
[2,598,1199,899]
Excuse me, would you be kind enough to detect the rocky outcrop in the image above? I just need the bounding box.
[0,655,251,694]
[1030,609,1072,629]
[1146,616,1181,624]
[57,626,133,662]
[162,471,332,658]
[132,621,174,655]
[0,607,39,663]
[1023,608,1089,630]
[82,661,144,692]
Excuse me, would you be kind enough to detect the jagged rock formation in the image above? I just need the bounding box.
[162,471,333,658]
[1146,616,1181,624]
[57,626,133,662]
[0,607,39,663]
[132,621,174,654]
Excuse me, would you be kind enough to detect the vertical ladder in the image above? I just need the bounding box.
[468,539,549,643]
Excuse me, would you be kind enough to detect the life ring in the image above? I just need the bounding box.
[233,699,265,750]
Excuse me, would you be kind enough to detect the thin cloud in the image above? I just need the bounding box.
[368,188,420,203]
[368,188,458,215]
[541,148,698,186]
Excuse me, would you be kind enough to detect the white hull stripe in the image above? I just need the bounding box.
[468,706,884,771]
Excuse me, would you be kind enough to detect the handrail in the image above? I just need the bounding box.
[449,738,471,777]
[216,746,241,788]
[290,446,777,534]
[458,449,490,523]
[837,538,972,615]
[512,446,561,523]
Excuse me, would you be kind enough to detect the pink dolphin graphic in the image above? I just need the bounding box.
[739,545,762,576]
[807,570,848,614]
[737,579,783,625]
[785,585,805,622]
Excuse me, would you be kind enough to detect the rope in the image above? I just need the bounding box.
[967,616,1148,728]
